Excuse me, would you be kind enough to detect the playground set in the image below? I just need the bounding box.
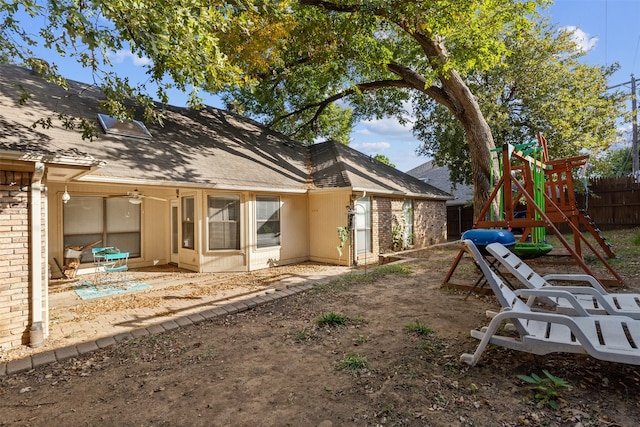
[444,133,623,291]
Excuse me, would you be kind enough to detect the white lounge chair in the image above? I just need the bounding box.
[459,240,640,367]
[485,242,640,319]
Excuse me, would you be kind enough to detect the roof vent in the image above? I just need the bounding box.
[97,113,152,140]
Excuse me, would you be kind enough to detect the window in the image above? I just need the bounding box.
[256,196,280,248]
[97,113,152,140]
[63,196,140,263]
[402,199,414,247]
[355,197,371,254]
[182,196,195,249]
[208,195,240,250]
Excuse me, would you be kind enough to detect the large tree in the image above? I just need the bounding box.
[227,0,550,217]
[412,19,626,187]
[3,0,553,217]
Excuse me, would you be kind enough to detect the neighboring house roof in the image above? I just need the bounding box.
[0,64,450,199]
[407,160,474,206]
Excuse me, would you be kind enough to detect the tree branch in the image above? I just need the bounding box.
[386,62,453,110]
[271,79,413,136]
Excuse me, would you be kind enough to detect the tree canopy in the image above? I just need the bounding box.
[412,18,626,186]
[1,0,291,122]
[4,0,625,217]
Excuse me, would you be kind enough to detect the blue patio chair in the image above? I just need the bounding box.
[103,252,130,284]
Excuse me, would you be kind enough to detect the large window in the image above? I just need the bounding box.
[63,196,141,262]
[355,197,371,254]
[208,195,240,250]
[256,196,280,248]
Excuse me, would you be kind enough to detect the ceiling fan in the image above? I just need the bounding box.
[110,189,167,204]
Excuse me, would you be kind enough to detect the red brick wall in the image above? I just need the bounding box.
[413,199,448,246]
[372,197,390,254]
[0,170,32,349]
[373,197,448,254]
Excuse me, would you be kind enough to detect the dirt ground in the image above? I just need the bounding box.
[2,240,640,426]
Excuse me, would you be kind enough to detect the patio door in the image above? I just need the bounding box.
[170,200,179,264]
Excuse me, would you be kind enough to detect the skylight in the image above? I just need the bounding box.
[97,113,152,140]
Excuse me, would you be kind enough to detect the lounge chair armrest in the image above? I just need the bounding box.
[534,285,621,314]
[539,285,602,297]
[513,289,592,316]
[542,274,607,294]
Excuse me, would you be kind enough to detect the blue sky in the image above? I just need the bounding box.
[19,1,640,172]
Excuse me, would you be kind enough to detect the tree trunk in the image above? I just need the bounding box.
[439,71,499,221]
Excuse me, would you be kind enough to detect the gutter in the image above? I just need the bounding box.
[29,162,45,348]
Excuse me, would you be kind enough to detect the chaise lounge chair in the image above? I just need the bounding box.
[458,239,640,367]
[485,242,640,319]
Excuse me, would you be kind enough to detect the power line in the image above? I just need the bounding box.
[608,75,638,181]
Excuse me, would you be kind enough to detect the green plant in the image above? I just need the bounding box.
[517,370,572,410]
[392,223,404,250]
[336,226,351,258]
[405,319,433,336]
[417,339,444,353]
[354,335,368,344]
[316,311,348,327]
[337,353,368,371]
[633,230,640,246]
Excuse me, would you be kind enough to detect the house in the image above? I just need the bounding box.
[407,160,474,239]
[0,64,452,350]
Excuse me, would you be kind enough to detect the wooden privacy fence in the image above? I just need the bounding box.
[574,176,640,230]
[447,176,639,239]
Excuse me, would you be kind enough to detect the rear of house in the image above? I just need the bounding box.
[0,64,451,351]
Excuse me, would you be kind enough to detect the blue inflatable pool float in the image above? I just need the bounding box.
[462,229,516,253]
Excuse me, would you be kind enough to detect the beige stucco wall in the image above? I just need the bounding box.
[246,193,309,270]
[308,190,352,265]
[48,184,311,274]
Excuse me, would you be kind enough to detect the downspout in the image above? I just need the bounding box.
[30,162,45,348]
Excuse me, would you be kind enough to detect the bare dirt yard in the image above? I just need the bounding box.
[2,230,640,426]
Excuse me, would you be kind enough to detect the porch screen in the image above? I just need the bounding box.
[207,195,240,250]
[63,196,141,262]
[256,196,280,248]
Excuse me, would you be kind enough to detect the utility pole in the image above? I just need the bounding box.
[608,74,638,181]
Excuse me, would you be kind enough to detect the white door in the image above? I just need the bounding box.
[170,200,179,264]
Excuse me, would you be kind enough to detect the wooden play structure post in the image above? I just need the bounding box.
[444,133,623,290]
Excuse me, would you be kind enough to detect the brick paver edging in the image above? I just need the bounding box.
[1,283,315,377]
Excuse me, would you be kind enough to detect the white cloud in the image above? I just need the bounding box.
[352,141,391,154]
[561,26,598,53]
[109,49,151,66]
[356,117,414,139]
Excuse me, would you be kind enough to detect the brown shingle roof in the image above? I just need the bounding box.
[1,64,452,200]
[310,141,452,199]
[0,65,308,191]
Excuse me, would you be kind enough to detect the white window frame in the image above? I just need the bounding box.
[207,195,241,251]
[355,197,371,254]
[256,196,281,249]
